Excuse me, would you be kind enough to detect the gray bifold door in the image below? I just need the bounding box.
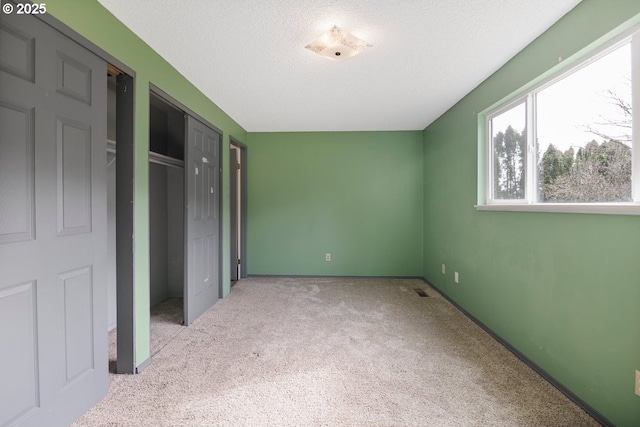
[0,8,108,427]
[184,116,221,325]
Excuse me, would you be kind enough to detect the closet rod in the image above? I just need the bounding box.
[106,141,185,169]
[149,151,185,169]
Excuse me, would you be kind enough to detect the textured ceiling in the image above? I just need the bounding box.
[97,0,582,132]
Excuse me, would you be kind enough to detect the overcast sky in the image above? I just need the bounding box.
[493,41,632,155]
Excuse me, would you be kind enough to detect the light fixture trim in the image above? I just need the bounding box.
[305,26,372,61]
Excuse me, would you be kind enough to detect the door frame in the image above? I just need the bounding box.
[230,137,248,280]
[149,85,224,323]
[115,72,136,374]
[229,146,239,282]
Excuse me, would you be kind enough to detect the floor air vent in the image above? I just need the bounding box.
[414,288,429,298]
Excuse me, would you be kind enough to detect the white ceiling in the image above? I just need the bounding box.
[97,0,582,132]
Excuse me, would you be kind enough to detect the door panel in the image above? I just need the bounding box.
[58,266,94,386]
[0,281,38,426]
[0,21,35,82]
[185,116,220,325]
[0,8,107,427]
[194,158,204,220]
[56,53,92,105]
[206,162,217,219]
[57,119,92,236]
[0,101,35,244]
[206,234,217,289]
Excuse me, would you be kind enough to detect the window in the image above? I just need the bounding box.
[480,28,640,214]
[490,101,526,201]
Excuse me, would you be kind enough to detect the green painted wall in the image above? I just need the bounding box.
[246,132,423,277]
[46,0,247,368]
[38,0,640,423]
[422,1,640,425]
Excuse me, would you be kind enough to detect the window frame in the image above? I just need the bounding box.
[477,21,640,215]
[486,96,530,205]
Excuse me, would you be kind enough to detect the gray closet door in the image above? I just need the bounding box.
[184,116,220,325]
[229,148,238,282]
[0,9,108,427]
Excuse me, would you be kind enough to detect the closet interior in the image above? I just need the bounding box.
[148,92,185,324]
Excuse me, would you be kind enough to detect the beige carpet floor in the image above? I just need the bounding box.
[74,277,599,426]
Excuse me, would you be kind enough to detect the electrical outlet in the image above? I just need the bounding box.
[635,370,640,397]
[441,264,446,274]
[325,253,331,262]
[454,272,459,283]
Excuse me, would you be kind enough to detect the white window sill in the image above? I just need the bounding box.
[475,203,640,216]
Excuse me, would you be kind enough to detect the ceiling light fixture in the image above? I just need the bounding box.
[305,26,372,61]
